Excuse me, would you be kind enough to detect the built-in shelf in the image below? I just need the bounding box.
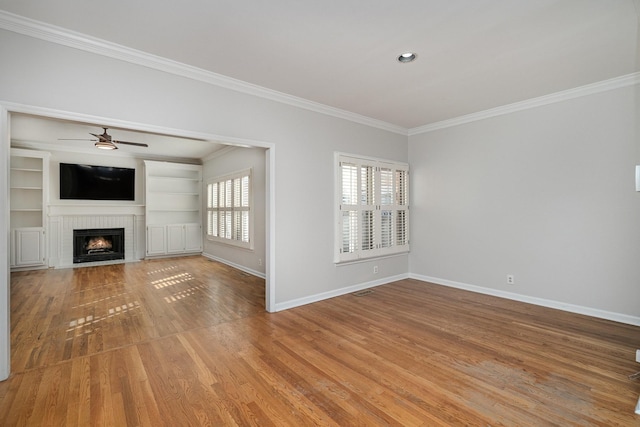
[10,149,48,228]
[10,148,50,268]
[144,160,203,257]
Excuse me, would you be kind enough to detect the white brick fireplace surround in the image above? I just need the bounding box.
[48,205,145,268]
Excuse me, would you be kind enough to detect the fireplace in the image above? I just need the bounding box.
[73,228,125,264]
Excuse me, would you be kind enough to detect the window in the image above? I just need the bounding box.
[335,154,409,263]
[206,169,252,249]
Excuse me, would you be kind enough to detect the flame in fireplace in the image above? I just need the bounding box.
[85,237,113,251]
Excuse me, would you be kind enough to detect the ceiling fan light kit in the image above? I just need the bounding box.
[95,140,117,150]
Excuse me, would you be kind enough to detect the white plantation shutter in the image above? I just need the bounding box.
[206,169,253,249]
[240,175,250,242]
[207,182,219,237]
[360,165,375,251]
[341,163,358,254]
[335,154,409,263]
[395,170,408,246]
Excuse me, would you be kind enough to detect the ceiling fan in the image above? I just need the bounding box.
[59,127,149,150]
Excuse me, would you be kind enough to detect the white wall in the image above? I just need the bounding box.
[202,147,266,277]
[0,30,409,308]
[408,84,640,321]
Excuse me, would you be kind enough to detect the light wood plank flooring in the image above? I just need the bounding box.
[1,256,639,425]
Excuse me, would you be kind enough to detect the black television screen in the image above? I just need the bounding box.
[60,163,135,201]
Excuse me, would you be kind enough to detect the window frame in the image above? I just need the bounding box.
[205,168,254,250]
[334,153,409,264]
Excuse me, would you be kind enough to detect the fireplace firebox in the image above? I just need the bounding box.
[73,228,125,264]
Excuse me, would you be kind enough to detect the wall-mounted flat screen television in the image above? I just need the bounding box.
[60,163,135,201]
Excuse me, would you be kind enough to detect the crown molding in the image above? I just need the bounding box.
[409,72,640,136]
[0,10,407,136]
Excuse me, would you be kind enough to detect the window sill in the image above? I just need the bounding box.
[334,251,409,266]
[206,236,254,251]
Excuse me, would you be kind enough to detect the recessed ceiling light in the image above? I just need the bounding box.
[397,52,417,63]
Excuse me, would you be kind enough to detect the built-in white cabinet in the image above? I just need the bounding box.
[168,223,203,254]
[167,224,186,254]
[146,225,167,256]
[12,228,46,267]
[184,223,203,252]
[10,149,49,269]
[146,223,202,256]
[144,160,203,257]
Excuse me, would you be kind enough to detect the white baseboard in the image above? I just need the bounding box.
[202,253,266,279]
[410,273,640,327]
[274,273,410,312]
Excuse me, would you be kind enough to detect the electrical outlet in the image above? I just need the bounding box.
[373,265,379,274]
[258,258,263,266]
[507,274,515,285]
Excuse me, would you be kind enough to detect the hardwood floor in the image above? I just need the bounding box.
[1,257,639,425]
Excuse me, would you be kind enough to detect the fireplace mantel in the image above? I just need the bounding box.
[49,204,145,217]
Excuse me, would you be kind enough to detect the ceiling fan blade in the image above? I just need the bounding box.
[90,132,108,141]
[114,140,148,147]
[58,138,97,141]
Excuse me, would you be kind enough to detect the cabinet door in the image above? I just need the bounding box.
[146,225,167,256]
[15,228,45,266]
[166,224,186,253]
[184,224,202,252]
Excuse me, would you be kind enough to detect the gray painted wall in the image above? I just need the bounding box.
[409,85,640,319]
[202,147,267,277]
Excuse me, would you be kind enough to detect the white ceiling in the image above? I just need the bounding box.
[1,0,639,157]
